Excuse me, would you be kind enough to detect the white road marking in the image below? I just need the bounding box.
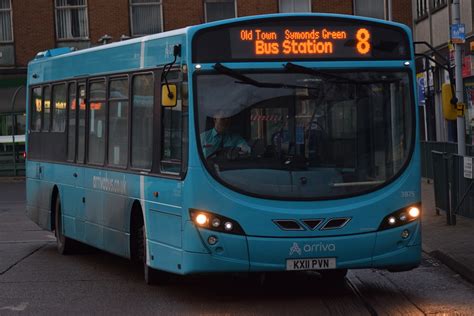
[0,302,28,311]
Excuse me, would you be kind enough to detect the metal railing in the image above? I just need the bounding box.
[421,141,474,177]
[426,142,474,223]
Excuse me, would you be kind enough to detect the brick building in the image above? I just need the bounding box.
[0,0,412,143]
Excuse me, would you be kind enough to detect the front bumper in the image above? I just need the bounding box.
[158,220,421,274]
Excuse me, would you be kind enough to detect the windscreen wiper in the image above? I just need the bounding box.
[213,63,318,90]
[285,62,357,83]
[285,62,400,85]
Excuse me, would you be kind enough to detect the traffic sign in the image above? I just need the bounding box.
[451,23,466,44]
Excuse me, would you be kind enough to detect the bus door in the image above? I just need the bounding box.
[141,69,186,260]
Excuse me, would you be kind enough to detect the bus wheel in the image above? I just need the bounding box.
[137,224,167,285]
[54,196,75,255]
[319,269,348,282]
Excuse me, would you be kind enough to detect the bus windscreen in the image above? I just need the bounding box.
[192,17,410,62]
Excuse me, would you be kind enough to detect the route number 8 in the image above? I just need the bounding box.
[356,28,371,55]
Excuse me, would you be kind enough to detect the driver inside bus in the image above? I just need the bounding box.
[200,113,251,158]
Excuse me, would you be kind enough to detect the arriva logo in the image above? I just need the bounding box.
[289,242,302,256]
[289,242,336,256]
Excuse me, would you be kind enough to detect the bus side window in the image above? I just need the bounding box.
[77,84,86,163]
[52,84,67,132]
[42,86,51,132]
[161,81,185,174]
[131,74,154,170]
[67,83,77,162]
[108,77,129,168]
[30,87,42,132]
[88,80,106,165]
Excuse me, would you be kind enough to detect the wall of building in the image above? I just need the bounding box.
[392,0,412,27]
[88,0,130,45]
[163,0,204,31]
[312,1,352,14]
[12,0,55,67]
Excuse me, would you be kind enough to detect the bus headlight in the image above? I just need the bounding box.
[189,209,245,235]
[408,207,420,218]
[378,203,421,230]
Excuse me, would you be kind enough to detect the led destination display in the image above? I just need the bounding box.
[236,27,371,57]
[192,18,410,62]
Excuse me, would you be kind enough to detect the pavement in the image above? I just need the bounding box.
[421,179,474,284]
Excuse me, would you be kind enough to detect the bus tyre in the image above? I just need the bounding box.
[138,225,167,285]
[54,196,75,255]
[320,269,348,282]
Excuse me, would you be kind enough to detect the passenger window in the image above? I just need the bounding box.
[77,84,86,163]
[108,78,129,167]
[42,86,51,131]
[161,81,186,174]
[131,74,154,170]
[30,87,42,131]
[88,80,106,165]
[67,83,76,161]
[52,84,67,132]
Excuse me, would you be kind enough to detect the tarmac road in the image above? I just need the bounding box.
[1,180,473,315]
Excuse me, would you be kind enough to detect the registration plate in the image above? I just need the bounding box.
[286,258,336,271]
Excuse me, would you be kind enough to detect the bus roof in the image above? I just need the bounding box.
[27,13,412,85]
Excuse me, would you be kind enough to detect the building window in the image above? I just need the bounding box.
[55,0,89,40]
[130,0,162,36]
[279,0,311,13]
[354,0,385,19]
[0,0,13,42]
[204,0,236,22]
[417,0,428,19]
[431,0,446,11]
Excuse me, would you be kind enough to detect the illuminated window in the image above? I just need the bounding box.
[52,84,67,132]
[88,80,106,165]
[67,83,76,161]
[354,0,385,19]
[279,0,311,13]
[42,86,51,132]
[55,0,89,40]
[30,88,42,132]
[0,0,13,43]
[204,0,236,22]
[130,0,162,36]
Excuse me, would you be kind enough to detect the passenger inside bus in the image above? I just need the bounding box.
[200,112,251,158]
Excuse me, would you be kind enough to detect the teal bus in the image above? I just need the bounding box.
[26,14,421,284]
